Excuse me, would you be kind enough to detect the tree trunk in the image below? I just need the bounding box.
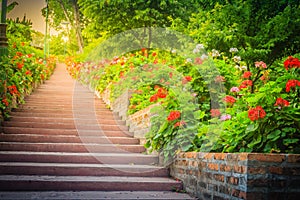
[72,0,84,53]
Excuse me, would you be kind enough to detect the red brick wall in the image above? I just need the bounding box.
[170,152,300,200]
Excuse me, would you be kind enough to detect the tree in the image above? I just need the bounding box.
[78,0,199,48]
[183,0,300,66]
[43,0,84,53]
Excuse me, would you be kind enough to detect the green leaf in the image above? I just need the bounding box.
[245,124,259,134]
[194,110,205,120]
[267,130,281,141]
[158,121,169,133]
[247,134,262,149]
[283,139,299,146]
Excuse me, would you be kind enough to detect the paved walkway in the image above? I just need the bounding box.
[0,63,195,199]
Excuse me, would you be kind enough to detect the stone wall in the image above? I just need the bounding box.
[170,152,300,200]
[100,88,152,143]
[126,104,157,145]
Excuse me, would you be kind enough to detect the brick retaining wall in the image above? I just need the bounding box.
[170,152,300,200]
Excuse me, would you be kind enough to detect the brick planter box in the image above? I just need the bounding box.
[170,152,300,200]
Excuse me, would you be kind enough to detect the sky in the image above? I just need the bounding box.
[6,0,52,34]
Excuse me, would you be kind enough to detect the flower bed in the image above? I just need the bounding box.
[0,41,56,121]
[66,46,299,162]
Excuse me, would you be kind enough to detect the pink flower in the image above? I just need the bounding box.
[220,114,231,121]
[194,57,203,65]
[230,87,240,93]
[215,75,226,83]
[255,61,267,69]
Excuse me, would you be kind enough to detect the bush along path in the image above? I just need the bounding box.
[0,63,194,199]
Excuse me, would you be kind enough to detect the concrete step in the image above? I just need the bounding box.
[9,112,118,119]
[7,116,126,125]
[3,127,133,137]
[0,151,158,165]
[3,121,129,131]
[0,142,146,153]
[11,108,114,115]
[0,162,168,177]
[0,191,195,200]
[0,175,182,191]
[0,134,139,144]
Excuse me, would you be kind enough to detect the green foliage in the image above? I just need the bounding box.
[78,0,199,46]
[6,16,33,42]
[179,0,300,66]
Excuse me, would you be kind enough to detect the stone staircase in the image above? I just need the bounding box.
[0,64,193,199]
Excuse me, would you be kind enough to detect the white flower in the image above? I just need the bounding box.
[211,49,220,57]
[186,58,192,63]
[171,49,177,54]
[196,44,204,50]
[233,56,241,63]
[193,48,200,54]
[241,66,247,70]
[201,54,208,60]
[229,48,238,53]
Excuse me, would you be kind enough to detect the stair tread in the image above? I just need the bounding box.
[0,151,156,157]
[0,175,178,183]
[0,142,142,146]
[0,191,195,200]
[0,162,161,168]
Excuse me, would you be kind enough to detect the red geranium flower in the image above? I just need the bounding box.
[119,71,124,78]
[150,95,158,102]
[182,76,192,84]
[242,71,252,79]
[16,52,23,57]
[174,120,186,128]
[167,111,181,121]
[210,109,221,118]
[239,80,253,89]
[286,80,300,92]
[17,62,24,69]
[223,95,236,105]
[248,106,266,121]
[283,56,300,70]
[194,57,203,65]
[2,98,9,106]
[7,85,19,95]
[157,88,167,98]
[274,97,289,107]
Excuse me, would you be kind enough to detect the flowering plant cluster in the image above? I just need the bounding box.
[200,51,299,153]
[0,40,56,119]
